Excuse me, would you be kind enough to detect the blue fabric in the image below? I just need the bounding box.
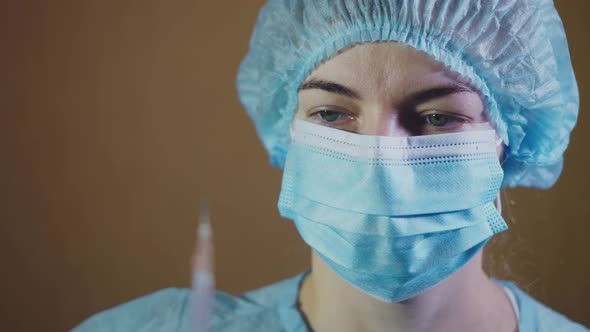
[72,273,309,332]
[499,281,590,332]
[278,120,507,301]
[237,0,579,189]
[72,272,588,331]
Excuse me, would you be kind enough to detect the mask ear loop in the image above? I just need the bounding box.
[289,122,296,141]
[495,192,502,215]
[494,133,506,215]
[495,135,505,215]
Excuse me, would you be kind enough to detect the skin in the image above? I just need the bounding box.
[293,42,517,332]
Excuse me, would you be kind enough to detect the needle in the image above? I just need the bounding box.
[190,204,215,332]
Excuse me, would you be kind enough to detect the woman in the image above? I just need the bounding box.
[75,0,587,331]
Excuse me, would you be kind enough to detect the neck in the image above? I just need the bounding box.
[298,251,517,332]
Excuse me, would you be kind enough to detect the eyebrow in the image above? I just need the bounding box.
[409,83,474,105]
[298,79,475,104]
[299,79,361,99]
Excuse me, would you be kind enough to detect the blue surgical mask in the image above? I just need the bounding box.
[278,120,507,302]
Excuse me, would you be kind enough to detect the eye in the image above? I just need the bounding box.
[312,110,344,122]
[304,107,357,132]
[424,113,450,127]
[420,112,466,128]
[310,109,351,123]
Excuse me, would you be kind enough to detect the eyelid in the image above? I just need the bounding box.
[418,109,472,121]
[307,105,355,116]
[305,105,358,131]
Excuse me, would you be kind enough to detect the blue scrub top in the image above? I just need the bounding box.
[73,272,588,331]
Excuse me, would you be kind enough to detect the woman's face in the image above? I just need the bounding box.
[295,42,492,139]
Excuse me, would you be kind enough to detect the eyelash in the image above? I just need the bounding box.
[309,109,354,124]
[309,109,467,129]
[419,112,467,128]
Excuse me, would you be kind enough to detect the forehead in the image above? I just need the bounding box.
[306,42,468,98]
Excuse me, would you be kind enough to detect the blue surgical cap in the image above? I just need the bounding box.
[237,0,579,189]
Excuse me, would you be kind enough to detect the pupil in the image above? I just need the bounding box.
[321,110,340,122]
[429,114,448,126]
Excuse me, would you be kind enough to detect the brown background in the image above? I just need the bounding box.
[1,1,589,331]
